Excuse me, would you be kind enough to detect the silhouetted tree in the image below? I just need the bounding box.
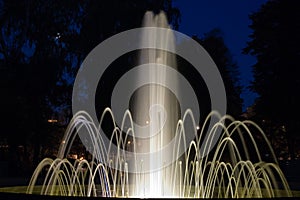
[0,0,181,173]
[0,0,82,172]
[243,0,300,159]
[193,29,243,118]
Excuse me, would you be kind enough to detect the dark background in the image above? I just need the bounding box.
[0,0,299,188]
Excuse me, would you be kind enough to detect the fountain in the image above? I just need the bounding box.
[1,11,295,198]
[26,109,292,198]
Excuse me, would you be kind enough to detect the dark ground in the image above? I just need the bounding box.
[0,160,299,198]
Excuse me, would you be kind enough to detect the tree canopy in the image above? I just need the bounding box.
[0,0,181,173]
[193,29,243,118]
[244,0,300,159]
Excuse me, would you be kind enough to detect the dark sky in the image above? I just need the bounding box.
[173,0,268,111]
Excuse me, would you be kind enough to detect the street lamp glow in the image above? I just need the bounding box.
[48,119,58,123]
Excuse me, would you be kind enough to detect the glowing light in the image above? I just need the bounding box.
[47,119,58,123]
[55,32,61,40]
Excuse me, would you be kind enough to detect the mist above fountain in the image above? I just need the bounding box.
[26,11,292,198]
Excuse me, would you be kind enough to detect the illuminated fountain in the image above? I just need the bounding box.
[26,11,292,198]
[26,109,292,198]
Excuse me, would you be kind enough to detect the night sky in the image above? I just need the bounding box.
[173,0,268,111]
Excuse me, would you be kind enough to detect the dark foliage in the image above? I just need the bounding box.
[244,0,300,159]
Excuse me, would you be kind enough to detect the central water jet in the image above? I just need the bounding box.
[130,11,180,197]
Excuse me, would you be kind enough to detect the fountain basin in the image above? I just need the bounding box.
[1,185,300,199]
